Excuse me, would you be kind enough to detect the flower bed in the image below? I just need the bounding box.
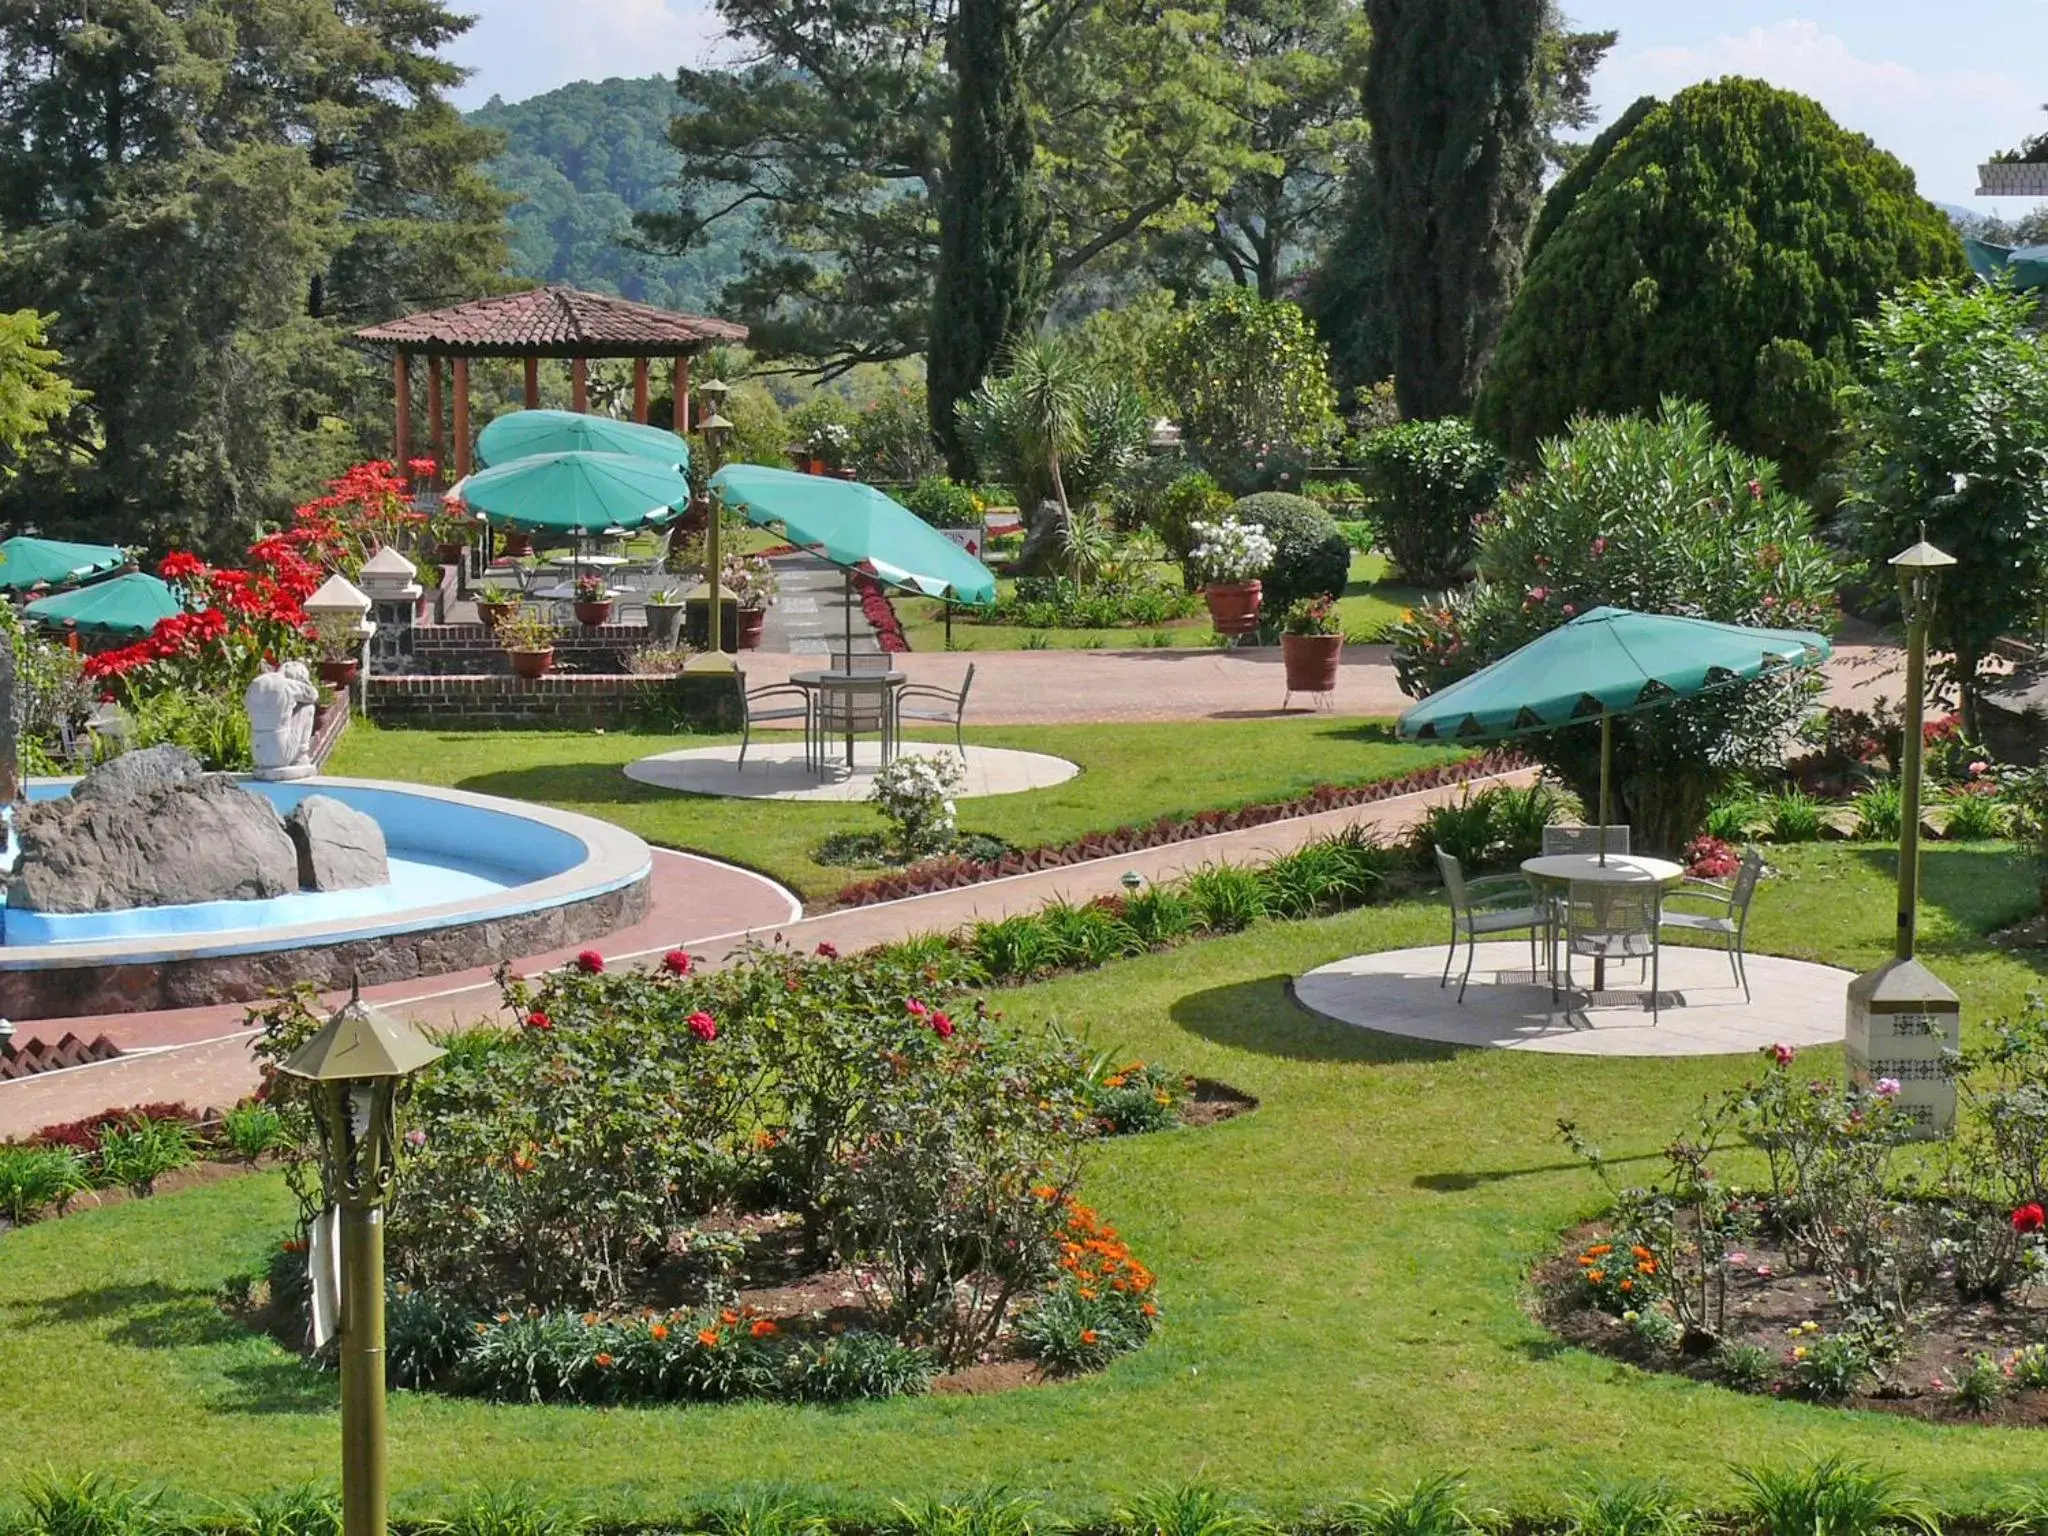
[853,572,908,652]
[1,1101,293,1226]
[832,751,1514,906]
[1541,1018,2048,1422]
[234,944,1192,1404]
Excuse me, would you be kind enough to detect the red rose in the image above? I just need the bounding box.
[930,1011,955,1039]
[2014,1203,2045,1234]
[525,1010,552,1031]
[1768,1043,1795,1068]
[688,1011,718,1042]
[815,942,839,959]
[575,949,605,974]
[662,949,692,976]
[905,998,928,1018]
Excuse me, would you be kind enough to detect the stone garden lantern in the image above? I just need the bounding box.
[357,547,423,669]
[305,574,376,689]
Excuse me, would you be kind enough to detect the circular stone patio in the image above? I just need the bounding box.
[1293,941,1851,1057]
[623,742,1079,802]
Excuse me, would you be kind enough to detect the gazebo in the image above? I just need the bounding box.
[354,285,749,480]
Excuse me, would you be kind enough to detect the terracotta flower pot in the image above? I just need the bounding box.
[1283,632,1344,694]
[1203,580,1262,637]
[574,600,614,627]
[509,647,554,680]
[476,600,515,633]
[500,531,533,558]
[736,607,767,649]
[317,657,360,687]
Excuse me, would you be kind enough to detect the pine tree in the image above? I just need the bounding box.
[1361,0,1546,419]
[928,0,1045,478]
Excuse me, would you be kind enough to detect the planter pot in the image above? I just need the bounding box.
[499,531,533,559]
[807,455,828,475]
[434,541,466,564]
[574,600,614,627]
[317,657,361,687]
[509,647,554,680]
[1282,632,1344,695]
[1203,580,1263,637]
[736,606,767,649]
[476,600,515,633]
[644,602,685,644]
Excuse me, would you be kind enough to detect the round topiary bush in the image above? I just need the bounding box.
[1357,418,1506,587]
[1226,492,1351,611]
[1474,77,1966,488]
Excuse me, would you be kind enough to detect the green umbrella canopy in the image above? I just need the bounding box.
[1396,606,1831,743]
[711,464,998,606]
[0,537,127,593]
[477,409,691,473]
[450,450,688,535]
[23,571,183,637]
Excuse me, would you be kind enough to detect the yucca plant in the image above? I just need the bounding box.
[1730,1455,1933,1536]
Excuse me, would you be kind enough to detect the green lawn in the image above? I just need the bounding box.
[5,844,2047,1514]
[895,553,1423,653]
[326,717,1456,904]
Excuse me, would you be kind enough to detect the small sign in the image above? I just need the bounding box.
[939,527,983,559]
[308,1205,341,1349]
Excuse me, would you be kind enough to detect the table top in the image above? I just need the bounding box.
[791,669,907,687]
[1522,852,1684,884]
[530,582,618,601]
[548,553,629,569]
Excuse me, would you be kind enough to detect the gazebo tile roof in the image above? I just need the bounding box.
[355,285,748,357]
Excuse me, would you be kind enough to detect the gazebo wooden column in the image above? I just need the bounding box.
[632,359,650,424]
[426,358,445,478]
[451,356,471,479]
[392,350,412,464]
[673,356,691,434]
[570,357,589,413]
[523,357,540,409]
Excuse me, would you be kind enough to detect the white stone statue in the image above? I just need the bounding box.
[245,660,319,781]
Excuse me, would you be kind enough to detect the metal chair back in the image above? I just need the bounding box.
[1542,823,1632,857]
[816,681,888,734]
[1564,880,1659,958]
[832,651,893,675]
[1729,847,1765,917]
[1433,846,1472,912]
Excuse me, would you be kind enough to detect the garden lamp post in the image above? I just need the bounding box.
[685,378,736,674]
[1844,535,1961,1137]
[278,982,445,1536]
[1890,535,1956,963]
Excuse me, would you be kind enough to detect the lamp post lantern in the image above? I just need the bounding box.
[278,983,445,1536]
[1844,535,1961,1136]
[686,378,737,675]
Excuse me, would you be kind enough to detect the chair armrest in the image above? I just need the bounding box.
[1663,879,1733,908]
[746,684,812,706]
[896,685,960,705]
[1463,873,1535,901]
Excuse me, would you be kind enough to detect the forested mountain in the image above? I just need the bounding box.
[468,76,759,313]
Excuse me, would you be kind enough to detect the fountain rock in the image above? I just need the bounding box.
[10,773,300,914]
[284,795,389,892]
[70,743,205,804]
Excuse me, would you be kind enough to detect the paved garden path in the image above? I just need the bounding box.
[0,765,1532,1139]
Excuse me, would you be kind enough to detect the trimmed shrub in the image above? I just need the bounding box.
[1226,492,1350,611]
[1151,470,1234,568]
[1356,418,1506,587]
[1476,78,1966,489]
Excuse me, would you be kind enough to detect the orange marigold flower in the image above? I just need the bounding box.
[1080,1329,1099,1345]
[697,1327,720,1347]
[1631,1245,1654,1260]
[1619,1279,1634,1292]
[1141,1301,1158,1317]
[1637,1260,1656,1275]
[1585,1243,1613,1258]
[1078,1288,1098,1301]
[595,1353,615,1367]
[649,1323,669,1341]
[750,1319,778,1338]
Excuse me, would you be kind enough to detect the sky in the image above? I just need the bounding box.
[446,0,2048,213]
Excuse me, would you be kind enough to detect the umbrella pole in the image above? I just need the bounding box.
[1598,711,1612,867]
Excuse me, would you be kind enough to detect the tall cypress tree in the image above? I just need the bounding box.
[928,0,1045,480]
[1361,0,1544,420]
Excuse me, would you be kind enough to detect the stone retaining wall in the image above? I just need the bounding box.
[0,873,652,1021]
[367,671,739,731]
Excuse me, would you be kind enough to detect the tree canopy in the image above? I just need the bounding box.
[1474,77,1967,489]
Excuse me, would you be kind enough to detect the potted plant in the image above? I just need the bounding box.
[499,607,558,679]
[498,528,534,559]
[806,421,851,475]
[724,553,778,649]
[1281,596,1344,694]
[572,571,614,627]
[475,582,517,633]
[1188,516,1275,637]
[644,585,686,644]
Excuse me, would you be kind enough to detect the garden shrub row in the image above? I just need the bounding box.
[2,1457,2036,1536]
[991,575,1202,630]
[0,1101,293,1224]
[851,573,909,653]
[832,751,1514,906]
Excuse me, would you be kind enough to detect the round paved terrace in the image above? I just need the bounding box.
[1293,941,1851,1057]
[622,742,1078,801]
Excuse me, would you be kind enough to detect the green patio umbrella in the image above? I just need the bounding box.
[0,537,127,593]
[711,464,999,657]
[23,571,183,637]
[449,450,688,536]
[1397,606,1832,859]
[477,409,691,473]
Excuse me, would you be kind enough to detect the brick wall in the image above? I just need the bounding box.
[367,671,739,731]
[396,621,652,676]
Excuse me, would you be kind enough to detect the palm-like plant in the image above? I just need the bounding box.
[997,335,1089,518]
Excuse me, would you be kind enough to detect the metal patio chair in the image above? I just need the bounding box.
[1435,846,1548,1004]
[1660,846,1765,1000]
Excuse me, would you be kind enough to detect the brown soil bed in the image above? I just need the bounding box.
[1534,1220,2048,1424]
[1184,1076,1257,1128]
